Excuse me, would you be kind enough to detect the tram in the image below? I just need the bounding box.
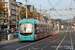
[18,19,53,41]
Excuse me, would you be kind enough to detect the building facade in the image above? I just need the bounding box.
[73,17,75,26]
[0,0,17,29]
[16,2,23,20]
[40,13,51,23]
[27,5,34,13]
[73,17,75,23]
[16,4,19,29]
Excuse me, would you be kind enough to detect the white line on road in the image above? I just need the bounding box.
[70,32,73,50]
[40,32,64,50]
[28,32,62,50]
[16,42,39,50]
[16,35,54,50]
[16,39,48,50]
[28,48,41,50]
[16,32,61,50]
[56,30,67,50]
[73,33,75,35]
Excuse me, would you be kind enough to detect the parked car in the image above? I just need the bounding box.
[14,31,19,35]
[4,29,11,33]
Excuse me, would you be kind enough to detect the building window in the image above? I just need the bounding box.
[0,0,2,1]
[5,14,8,18]
[5,8,8,12]
[6,0,8,2]
[3,0,5,2]
[5,3,8,7]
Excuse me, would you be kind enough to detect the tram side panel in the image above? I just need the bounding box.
[52,30,59,35]
[34,22,54,40]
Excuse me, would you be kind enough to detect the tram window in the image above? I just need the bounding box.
[49,26,50,29]
[40,25,42,33]
[43,25,44,31]
[35,24,40,33]
[42,25,44,31]
[35,24,39,30]
[44,25,46,30]
[20,23,33,33]
[45,25,46,30]
[47,26,48,29]
[48,27,49,29]
[48,25,49,30]
[39,25,40,32]
[45,25,46,31]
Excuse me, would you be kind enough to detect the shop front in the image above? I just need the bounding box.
[0,23,10,30]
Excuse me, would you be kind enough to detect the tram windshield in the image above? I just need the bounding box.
[20,23,33,35]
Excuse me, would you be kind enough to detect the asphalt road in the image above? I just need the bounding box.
[0,30,75,50]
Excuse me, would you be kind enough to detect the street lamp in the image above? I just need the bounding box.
[26,0,28,19]
[68,20,69,29]
[37,15,38,20]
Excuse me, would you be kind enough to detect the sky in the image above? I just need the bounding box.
[16,0,75,20]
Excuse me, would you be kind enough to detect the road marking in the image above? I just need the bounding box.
[62,43,71,49]
[1,35,54,50]
[16,35,53,50]
[28,32,62,50]
[70,32,73,50]
[16,39,48,50]
[28,48,41,50]
[16,32,60,50]
[40,32,64,50]
[73,33,75,35]
[56,30,67,50]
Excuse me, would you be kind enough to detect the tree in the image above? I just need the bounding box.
[20,8,31,19]
[20,8,40,20]
[0,2,5,13]
[0,1,6,19]
[69,22,73,25]
[64,22,68,25]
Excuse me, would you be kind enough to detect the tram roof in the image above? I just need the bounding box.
[20,19,51,25]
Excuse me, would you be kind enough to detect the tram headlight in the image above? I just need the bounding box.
[31,35,34,37]
[19,36,21,37]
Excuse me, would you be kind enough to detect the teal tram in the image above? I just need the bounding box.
[18,19,57,41]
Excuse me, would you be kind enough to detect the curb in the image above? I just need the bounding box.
[0,38,18,45]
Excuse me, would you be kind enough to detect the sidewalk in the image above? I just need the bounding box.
[0,38,18,45]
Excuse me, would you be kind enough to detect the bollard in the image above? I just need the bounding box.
[8,34,11,40]
[8,34,13,40]
[0,34,1,41]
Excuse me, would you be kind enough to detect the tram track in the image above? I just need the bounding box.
[55,30,75,50]
[1,30,74,50]
[70,32,73,50]
[0,41,31,50]
[28,32,63,50]
[41,31,67,50]
[71,32,75,49]
[0,41,19,48]
[16,32,65,50]
[56,31,67,50]
[0,32,61,50]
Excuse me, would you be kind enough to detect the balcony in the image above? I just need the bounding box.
[11,2,16,6]
[1,1,8,3]
[0,15,8,20]
[11,13,16,16]
[11,8,16,11]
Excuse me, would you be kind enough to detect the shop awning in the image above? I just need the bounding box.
[3,23,10,25]
[0,23,1,25]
